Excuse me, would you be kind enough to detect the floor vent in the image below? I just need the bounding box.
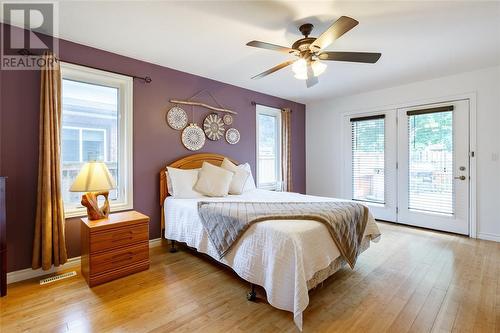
[39,271,77,285]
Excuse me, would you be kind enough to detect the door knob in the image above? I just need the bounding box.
[454,175,466,180]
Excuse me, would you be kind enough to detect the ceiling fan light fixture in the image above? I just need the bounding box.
[292,59,327,80]
[312,61,327,77]
[292,59,308,80]
[294,72,308,80]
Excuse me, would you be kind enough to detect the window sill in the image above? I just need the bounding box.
[64,202,133,219]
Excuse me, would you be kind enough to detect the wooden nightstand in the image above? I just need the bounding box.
[81,211,150,287]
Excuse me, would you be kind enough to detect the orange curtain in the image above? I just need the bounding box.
[281,108,292,192]
[32,52,68,270]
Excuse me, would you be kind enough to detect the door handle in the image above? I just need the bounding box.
[454,175,466,180]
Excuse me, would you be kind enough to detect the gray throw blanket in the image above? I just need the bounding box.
[197,201,369,268]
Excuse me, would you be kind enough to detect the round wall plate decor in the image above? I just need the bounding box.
[223,114,233,125]
[167,106,188,130]
[182,123,205,151]
[203,113,225,141]
[225,128,240,145]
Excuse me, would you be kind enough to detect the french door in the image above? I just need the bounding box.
[344,99,470,235]
[397,100,469,234]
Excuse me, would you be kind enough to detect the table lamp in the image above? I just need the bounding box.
[70,161,116,220]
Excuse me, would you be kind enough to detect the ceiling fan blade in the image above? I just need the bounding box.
[306,64,319,88]
[251,59,296,79]
[309,16,359,52]
[246,41,298,55]
[318,51,381,63]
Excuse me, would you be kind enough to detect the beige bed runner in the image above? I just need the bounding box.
[197,201,370,268]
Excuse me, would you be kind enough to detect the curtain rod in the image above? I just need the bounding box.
[251,101,292,112]
[17,49,152,83]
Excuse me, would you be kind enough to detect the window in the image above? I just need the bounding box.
[256,105,281,190]
[350,115,385,204]
[61,62,133,217]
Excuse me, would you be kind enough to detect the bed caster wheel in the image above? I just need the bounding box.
[247,283,257,301]
[247,291,257,301]
[169,240,178,253]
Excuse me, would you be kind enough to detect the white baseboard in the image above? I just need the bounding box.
[7,238,162,284]
[149,238,162,248]
[7,256,81,284]
[477,232,500,242]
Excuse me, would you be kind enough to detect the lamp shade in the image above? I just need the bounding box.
[70,162,116,192]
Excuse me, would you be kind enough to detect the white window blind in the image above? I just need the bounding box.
[407,107,454,214]
[351,115,385,204]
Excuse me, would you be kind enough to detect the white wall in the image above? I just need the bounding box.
[306,66,500,241]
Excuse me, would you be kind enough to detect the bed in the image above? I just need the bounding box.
[159,153,381,330]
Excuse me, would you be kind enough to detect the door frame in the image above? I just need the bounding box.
[340,92,477,238]
[342,109,398,221]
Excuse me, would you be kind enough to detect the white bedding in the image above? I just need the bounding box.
[164,189,380,330]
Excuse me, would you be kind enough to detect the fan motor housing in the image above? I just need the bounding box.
[293,23,317,54]
[292,37,316,53]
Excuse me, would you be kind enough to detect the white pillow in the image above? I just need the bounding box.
[240,163,256,191]
[166,167,203,198]
[194,162,233,197]
[166,172,174,195]
[220,158,250,195]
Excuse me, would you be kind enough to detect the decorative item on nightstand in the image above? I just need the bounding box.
[70,162,116,220]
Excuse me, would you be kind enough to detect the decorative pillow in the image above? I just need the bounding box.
[240,163,257,191]
[166,167,203,198]
[194,162,233,197]
[220,158,250,195]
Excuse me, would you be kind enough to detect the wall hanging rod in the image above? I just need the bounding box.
[170,99,237,114]
[17,49,152,83]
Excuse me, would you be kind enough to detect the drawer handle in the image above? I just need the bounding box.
[112,252,134,260]
[111,252,135,264]
[112,230,134,242]
[112,236,134,243]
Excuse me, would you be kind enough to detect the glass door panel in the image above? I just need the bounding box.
[351,116,385,204]
[408,111,454,214]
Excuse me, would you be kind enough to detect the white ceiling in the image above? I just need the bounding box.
[8,1,500,103]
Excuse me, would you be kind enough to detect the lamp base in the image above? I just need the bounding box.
[81,191,110,220]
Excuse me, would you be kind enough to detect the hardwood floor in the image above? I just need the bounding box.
[1,222,499,333]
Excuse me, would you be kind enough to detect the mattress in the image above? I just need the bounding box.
[164,189,381,330]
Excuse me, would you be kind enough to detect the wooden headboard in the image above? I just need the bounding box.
[159,153,239,231]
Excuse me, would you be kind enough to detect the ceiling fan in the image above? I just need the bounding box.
[246,16,381,88]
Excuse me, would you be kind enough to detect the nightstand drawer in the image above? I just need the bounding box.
[91,243,149,275]
[90,223,148,253]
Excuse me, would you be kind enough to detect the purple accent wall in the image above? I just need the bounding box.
[0,28,306,273]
